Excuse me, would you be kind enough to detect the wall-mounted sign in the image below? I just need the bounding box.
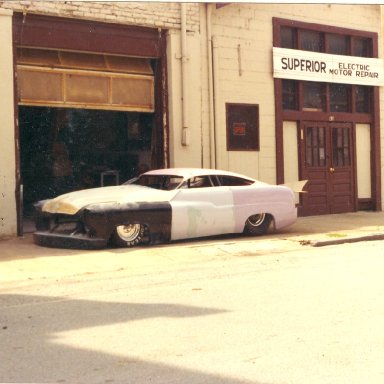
[226,103,259,151]
[233,122,246,136]
[273,47,384,86]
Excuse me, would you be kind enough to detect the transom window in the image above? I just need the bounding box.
[303,82,325,111]
[330,84,351,112]
[328,34,349,55]
[279,24,373,113]
[300,30,324,52]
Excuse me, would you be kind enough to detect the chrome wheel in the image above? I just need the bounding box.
[246,213,266,228]
[112,223,145,247]
[244,213,272,236]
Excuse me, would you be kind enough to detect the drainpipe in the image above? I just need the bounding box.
[180,3,189,146]
[212,35,220,169]
[206,3,217,168]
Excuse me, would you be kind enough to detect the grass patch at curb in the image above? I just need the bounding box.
[326,233,347,238]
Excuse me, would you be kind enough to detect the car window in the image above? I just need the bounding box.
[129,175,183,190]
[165,176,185,190]
[184,176,214,188]
[216,175,254,186]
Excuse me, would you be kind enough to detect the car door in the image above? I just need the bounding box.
[170,176,235,241]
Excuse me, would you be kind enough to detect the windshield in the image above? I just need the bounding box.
[127,175,184,190]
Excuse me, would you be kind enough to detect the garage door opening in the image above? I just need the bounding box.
[20,106,157,224]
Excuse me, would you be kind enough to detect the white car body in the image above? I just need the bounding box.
[34,168,298,249]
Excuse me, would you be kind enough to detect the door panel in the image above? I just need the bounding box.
[301,124,329,215]
[300,122,355,215]
[329,124,355,213]
[170,187,235,240]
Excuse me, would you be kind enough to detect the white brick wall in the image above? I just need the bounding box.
[0,1,200,31]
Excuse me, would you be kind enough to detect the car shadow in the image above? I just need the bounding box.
[0,294,269,384]
[0,231,272,262]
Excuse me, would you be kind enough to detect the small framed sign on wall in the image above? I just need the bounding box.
[226,103,259,151]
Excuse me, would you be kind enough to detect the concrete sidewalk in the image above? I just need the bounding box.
[281,210,384,246]
[1,211,384,284]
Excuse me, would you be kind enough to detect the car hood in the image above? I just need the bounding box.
[42,185,177,215]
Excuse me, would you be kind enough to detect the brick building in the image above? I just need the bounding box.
[0,2,383,237]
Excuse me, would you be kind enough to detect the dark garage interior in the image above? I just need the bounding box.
[20,106,155,217]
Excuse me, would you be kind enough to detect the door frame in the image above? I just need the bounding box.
[273,17,381,214]
[298,121,358,216]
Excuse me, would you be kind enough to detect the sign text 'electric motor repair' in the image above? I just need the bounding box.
[282,58,377,79]
[273,47,384,86]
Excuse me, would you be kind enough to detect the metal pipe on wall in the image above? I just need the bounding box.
[206,3,217,168]
[180,2,189,146]
[212,34,220,170]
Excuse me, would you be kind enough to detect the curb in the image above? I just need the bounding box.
[310,233,384,247]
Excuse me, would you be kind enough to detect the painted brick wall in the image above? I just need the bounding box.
[209,3,382,183]
[0,1,200,31]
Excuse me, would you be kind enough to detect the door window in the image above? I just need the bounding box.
[332,127,351,166]
[305,126,326,167]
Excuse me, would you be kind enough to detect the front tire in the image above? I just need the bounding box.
[243,213,272,236]
[111,223,145,247]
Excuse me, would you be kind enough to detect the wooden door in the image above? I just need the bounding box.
[300,122,356,215]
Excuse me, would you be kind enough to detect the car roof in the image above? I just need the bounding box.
[143,168,256,181]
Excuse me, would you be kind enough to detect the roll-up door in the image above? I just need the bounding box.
[16,48,154,112]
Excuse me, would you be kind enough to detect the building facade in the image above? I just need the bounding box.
[0,2,383,237]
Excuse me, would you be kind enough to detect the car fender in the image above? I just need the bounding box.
[230,185,297,232]
[81,201,173,244]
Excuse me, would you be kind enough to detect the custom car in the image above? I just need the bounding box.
[33,168,298,249]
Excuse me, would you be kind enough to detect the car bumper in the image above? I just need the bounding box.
[33,231,108,250]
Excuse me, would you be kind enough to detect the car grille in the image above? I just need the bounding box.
[49,214,84,235]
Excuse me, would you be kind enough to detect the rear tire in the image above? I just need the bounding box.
[244,213,272,236]
[111,223,145,247]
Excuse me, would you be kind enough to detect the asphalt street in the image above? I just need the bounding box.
[1,211,384,383]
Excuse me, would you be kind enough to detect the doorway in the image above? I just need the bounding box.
[19,106,157,221]
[299,121,356,215]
